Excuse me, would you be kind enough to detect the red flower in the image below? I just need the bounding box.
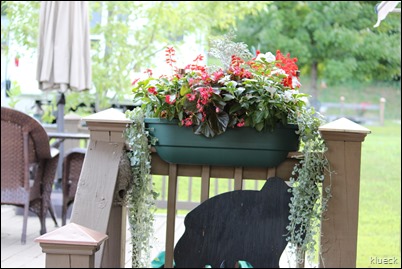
[131,78,140,86]
[193,54,204,62]
[201,72,210,82]
[165,47,177,68]
[236,118,245,127]
[212,70,225,82]
[14,56,20,67]
[148,87,157,95]
[144,69,153,77]
[165,95,176,104]
[182,117,193,127]
[186,93,196,101]
[275,50,299,89]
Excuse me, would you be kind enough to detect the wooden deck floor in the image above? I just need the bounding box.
[1,204,185,268]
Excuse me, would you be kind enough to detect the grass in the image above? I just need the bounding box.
[357,121,401,268]
[302,79,401,121]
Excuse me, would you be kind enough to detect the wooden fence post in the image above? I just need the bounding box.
[340,96,345,117]
[379,97,386,126]
[69,108,131,268]
[64,113,85,150]
[319,117,371,268]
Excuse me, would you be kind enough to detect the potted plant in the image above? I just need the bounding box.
[124,33,332,266]
[130,34,308,167]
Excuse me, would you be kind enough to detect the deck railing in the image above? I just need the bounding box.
[153,175,266,212]
[36,109,370,268]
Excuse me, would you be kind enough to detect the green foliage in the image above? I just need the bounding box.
[1,1,40,57]
[41,109,55,124]
[2,1,265,114]
[5,80,21,108]
[65,91,94,115]
[124,107,158,268]
[86,1,267,111]
[232,1,401,98]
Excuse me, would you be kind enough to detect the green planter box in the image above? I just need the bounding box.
[145,118,299,167]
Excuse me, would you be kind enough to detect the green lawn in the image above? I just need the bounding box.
[357,121,401,268]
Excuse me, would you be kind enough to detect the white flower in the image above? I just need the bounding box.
[218,75,231,84]
[283,91,292,103]
[292,77,301,89]
[256,52,276,63]
[283,90,299,103]
[225,80,238,88]
[270,68,286,76]
[289,89,299,95]
[264,86,277,97]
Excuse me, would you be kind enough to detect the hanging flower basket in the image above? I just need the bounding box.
[145,118,299,167]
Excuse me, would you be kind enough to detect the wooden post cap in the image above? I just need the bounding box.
[34,222,108,247]
[82,108,132,135]
[319,117,371,142]
[83,108,131,125]
[64,112,82,120]
[319,117,371,134]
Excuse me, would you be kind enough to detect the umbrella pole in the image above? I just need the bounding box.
[56,92,65,189]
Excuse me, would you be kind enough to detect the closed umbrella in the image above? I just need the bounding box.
[36,1,92,181]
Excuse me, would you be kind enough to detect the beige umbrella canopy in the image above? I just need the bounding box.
[36,1,92,181]
[37,1,92,93]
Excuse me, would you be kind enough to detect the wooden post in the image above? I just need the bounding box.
[165,164,178,268]
[319,117,371,268]
[35,223,108,268]
[201,165,211,202]
[340,96,345,117]
[379,97,386,126]
[234,167,243,190]
[70,108,131,268]
[64,113,86,151]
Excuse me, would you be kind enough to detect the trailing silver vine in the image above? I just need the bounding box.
[287,107,333,265]
[209,31,253,71]
[124,107,159,268]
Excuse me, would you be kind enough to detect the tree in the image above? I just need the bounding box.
[232,1,401,105]
[1,1,267,113]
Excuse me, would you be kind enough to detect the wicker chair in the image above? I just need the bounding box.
[61,148,86,226]
[1,107,59,244]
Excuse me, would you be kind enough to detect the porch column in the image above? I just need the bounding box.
[319,117,371,268]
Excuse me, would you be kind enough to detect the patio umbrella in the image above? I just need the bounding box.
[36,1,92,181]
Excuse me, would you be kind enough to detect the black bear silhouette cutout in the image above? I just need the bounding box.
[174,177,292,268]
